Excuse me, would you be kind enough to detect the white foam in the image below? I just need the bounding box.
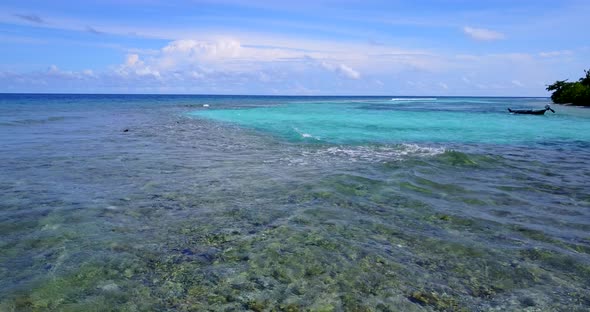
[294,127,320,140]
[324,144,445,160]
[390,98,437,101]
[283,144,446,165]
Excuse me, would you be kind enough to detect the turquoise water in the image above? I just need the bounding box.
[190,97,590,144]
[1,94,590,311]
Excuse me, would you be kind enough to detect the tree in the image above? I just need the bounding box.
[546,69,590,106]
[579,69,590,87]
[546,79,568,92]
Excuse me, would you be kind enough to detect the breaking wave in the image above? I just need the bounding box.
[282,144,446,165]
[293,127,321,140]
[390,98,437,101]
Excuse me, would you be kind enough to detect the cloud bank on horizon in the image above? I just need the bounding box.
[0,0,588,96]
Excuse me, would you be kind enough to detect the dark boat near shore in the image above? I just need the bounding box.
[508,104,555,115]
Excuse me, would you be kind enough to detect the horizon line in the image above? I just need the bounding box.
[0,92,550,98]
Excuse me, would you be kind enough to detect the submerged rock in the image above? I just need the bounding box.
[520,296,536,307]
[99,282,120,292]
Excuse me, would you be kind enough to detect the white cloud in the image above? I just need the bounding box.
[0,27,567,96]
[45,65,96,80]
[127,38,367,81]
[539,50,573,57]
[318,61,361,79]
[511,80,524,87]
[463,26,505,41]
[455,54,480,61]
[337,64,360,79]
[372,52,446,73]
[488,53,533,62]
[48,64,60,73]
[162,39,242,60]
[154,38,311,73]
[126,54,140,66]
[117,53,160,78]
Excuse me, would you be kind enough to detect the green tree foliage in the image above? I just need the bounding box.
[580,69,590,86]
[546,69,590,106]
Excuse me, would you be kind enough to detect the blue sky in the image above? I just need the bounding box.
[0,0,588,95]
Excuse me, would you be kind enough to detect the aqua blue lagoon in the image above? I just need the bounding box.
[1,94,589,311]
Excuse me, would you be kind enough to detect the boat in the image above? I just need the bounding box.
[508,104,555,115]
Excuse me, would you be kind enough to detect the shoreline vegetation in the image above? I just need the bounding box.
[546,69,590,106]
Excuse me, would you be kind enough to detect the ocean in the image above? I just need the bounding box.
[1,94,589,311]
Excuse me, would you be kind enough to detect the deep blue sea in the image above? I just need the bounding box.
[1,94,589,311]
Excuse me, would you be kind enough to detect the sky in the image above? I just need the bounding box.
[0,0,589,96]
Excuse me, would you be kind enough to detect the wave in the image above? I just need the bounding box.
[293,127,321,140]
[390,98,437,101]
[283,144,446,165]
[322,144,445,160]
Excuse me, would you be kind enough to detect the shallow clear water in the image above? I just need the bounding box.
[1,94,589,311]
[190,97,590,144]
